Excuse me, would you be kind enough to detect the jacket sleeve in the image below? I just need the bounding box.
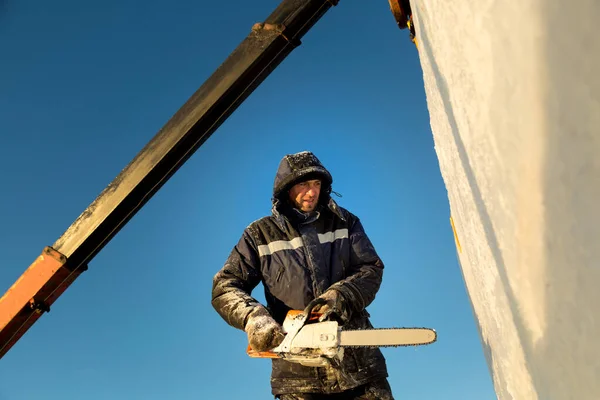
[211,229,263,331]
[329,216,384,314]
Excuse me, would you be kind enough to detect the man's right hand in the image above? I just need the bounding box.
[244,306,285,352]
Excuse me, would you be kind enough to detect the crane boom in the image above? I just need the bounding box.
[0,0,341,360]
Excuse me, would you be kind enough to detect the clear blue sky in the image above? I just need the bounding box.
[0,1,496,398]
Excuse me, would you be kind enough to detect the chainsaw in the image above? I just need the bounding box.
[247,298,437,367]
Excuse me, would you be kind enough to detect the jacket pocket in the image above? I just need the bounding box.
[276,266,285,282]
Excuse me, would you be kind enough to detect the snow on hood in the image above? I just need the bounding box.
[272,151,333,205]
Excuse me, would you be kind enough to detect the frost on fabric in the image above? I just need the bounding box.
[285,151,321,171]
[211,268,259,330]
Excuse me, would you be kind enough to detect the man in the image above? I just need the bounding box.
[211,151,393,399]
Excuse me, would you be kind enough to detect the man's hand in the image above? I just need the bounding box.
[310,289,350,324]
[244,306,285,352]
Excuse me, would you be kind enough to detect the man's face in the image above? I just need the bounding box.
[288,179,322,212]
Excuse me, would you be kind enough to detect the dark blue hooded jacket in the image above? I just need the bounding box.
[211,151,388,395]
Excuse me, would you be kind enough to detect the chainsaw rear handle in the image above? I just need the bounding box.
[246,347,279,358]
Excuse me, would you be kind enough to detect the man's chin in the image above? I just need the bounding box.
[301,204,316,212]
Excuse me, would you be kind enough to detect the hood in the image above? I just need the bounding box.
[272,151,333,205]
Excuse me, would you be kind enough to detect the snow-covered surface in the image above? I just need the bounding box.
[413,0,600,398]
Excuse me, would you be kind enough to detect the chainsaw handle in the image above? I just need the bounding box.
[303,297,327,318]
